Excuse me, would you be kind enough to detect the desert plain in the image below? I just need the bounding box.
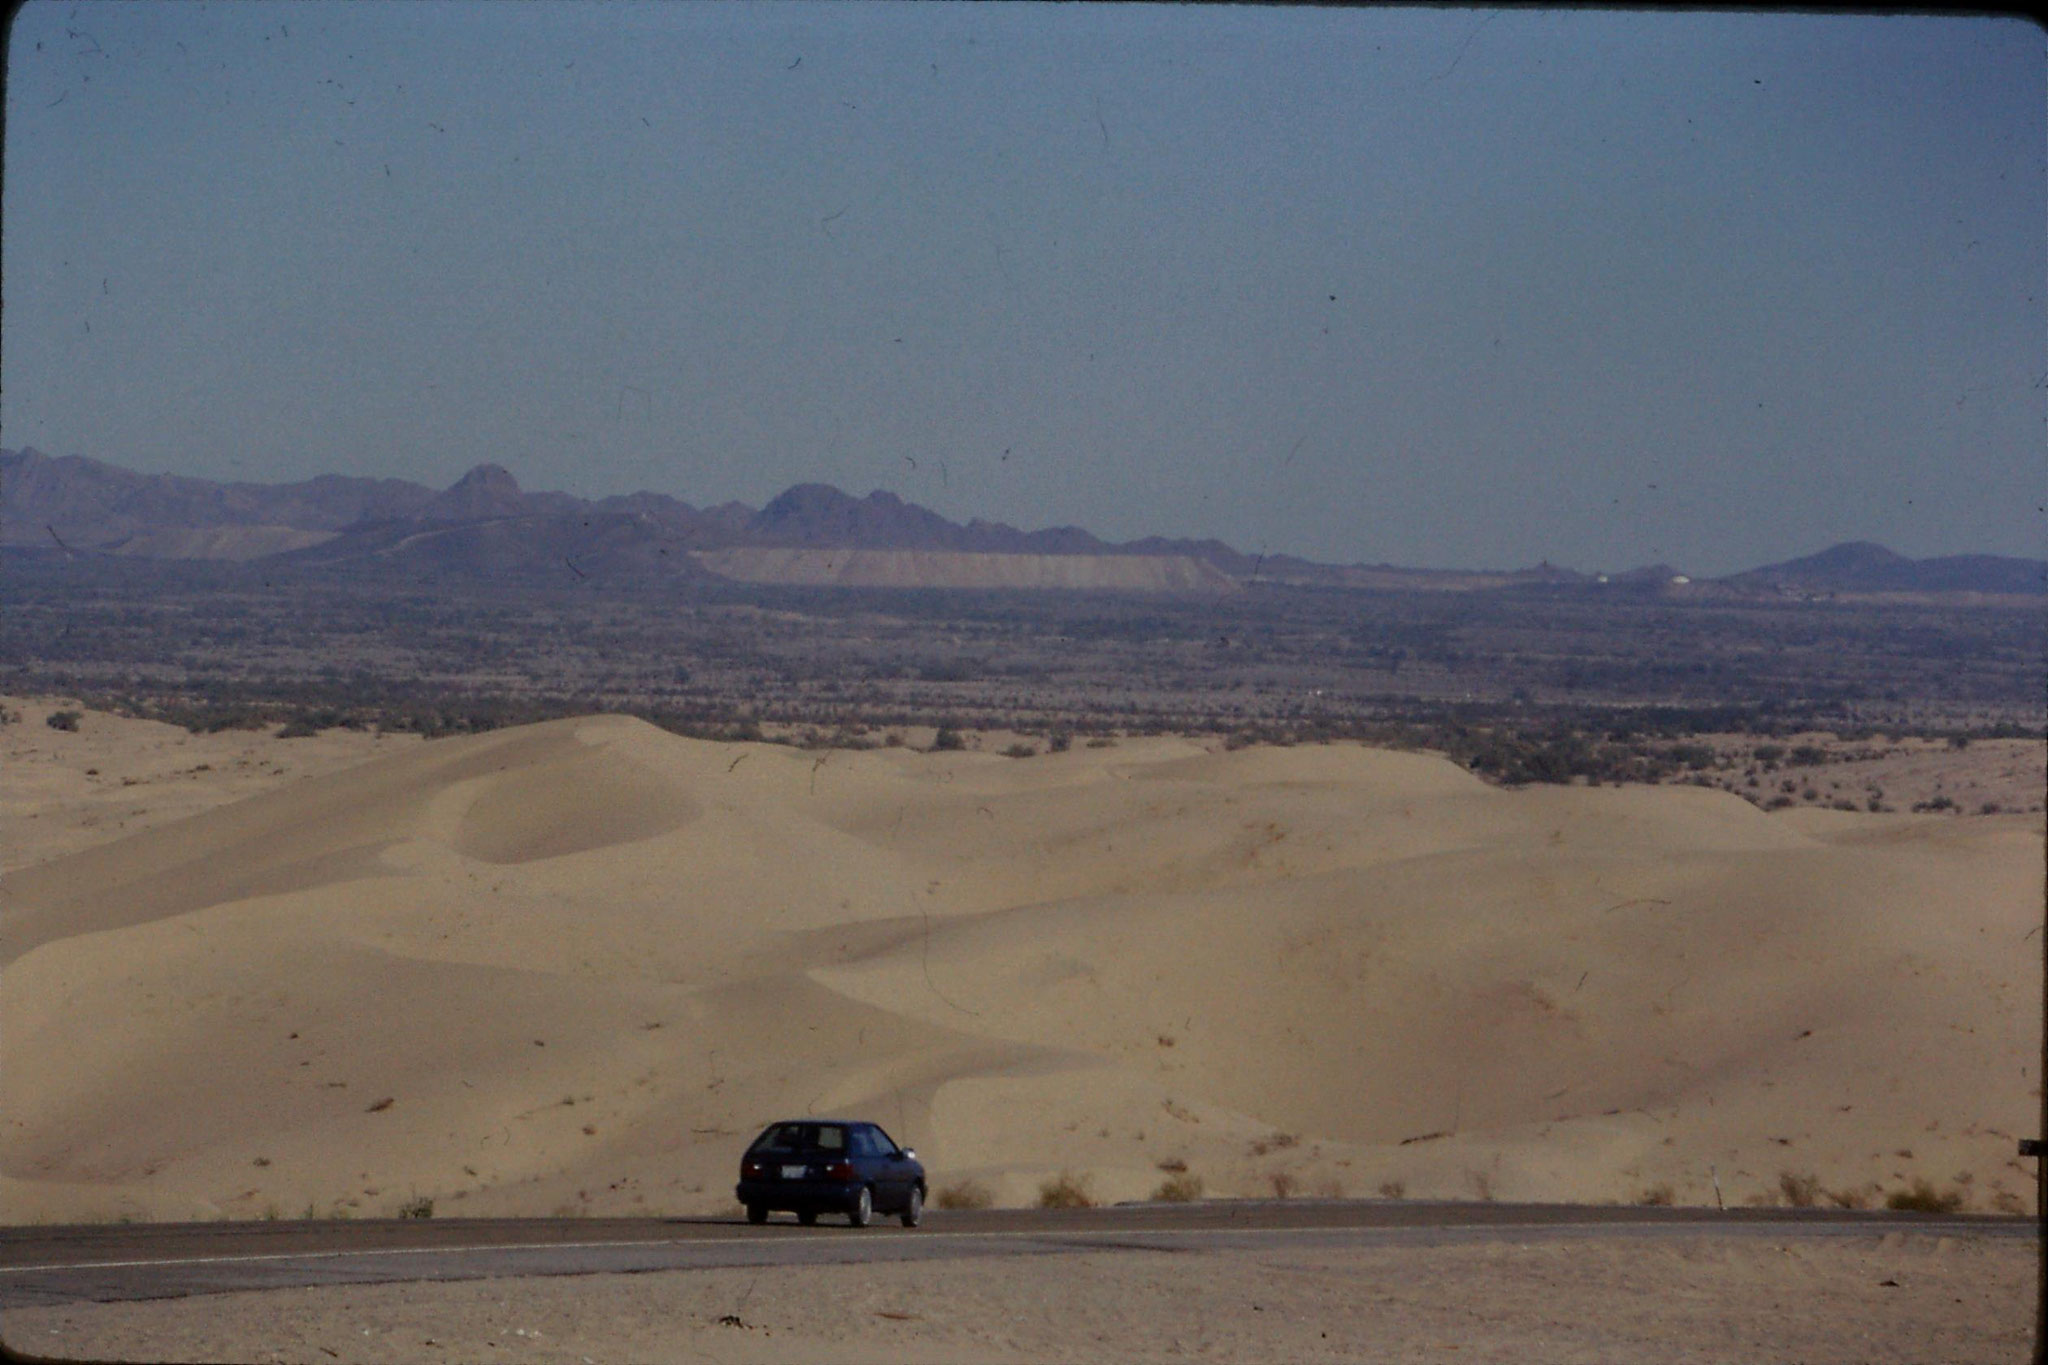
[1,696,2039,1361]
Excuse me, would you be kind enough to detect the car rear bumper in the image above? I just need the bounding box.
[736,1178,863,1213]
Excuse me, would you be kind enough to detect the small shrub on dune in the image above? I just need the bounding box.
[1885,1178,1964,1214]
[1778,1171,1822,1208]
[1637,1183,1676,1206]
[1037,1171,1096,1209]
[45,709,81,732]
[1001,742,1037,758]
[1151,1173,1204,1202]
[1377,1180,1406,1200]
[933,1179,994,1211]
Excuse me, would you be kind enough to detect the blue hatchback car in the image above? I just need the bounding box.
[736,1119,926,1227]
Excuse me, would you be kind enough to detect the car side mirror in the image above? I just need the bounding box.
[900,1148,916,1162]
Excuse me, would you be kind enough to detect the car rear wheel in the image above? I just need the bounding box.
[797,1209,818,1226]
[900,1185,924,1228]
[746,1203,767,1225]
[848,1185,873,1228]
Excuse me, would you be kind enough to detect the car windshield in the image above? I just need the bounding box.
[749,1123,847,1155]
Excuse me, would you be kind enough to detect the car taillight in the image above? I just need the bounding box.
[742,1160,764,1178]
[825,1160,856,1182]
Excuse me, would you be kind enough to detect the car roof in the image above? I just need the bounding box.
[760,1118,865,1127]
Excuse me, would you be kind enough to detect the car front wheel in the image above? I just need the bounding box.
[849,1185,873,1228]
[746,1203,766,1225]
[900,1185,924,1228]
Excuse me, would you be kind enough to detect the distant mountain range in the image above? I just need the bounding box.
[3,448,2042,596]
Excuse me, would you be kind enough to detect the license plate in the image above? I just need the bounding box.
[781,1165,807,1180]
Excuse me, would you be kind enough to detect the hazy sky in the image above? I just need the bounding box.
[5,3,2042,574]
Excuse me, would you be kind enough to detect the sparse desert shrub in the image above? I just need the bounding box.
[398,1194,434,1219]
[277,718,322,739]
[1825,1186,1870,1210]
[1155,1157,1188,1173]
[1980,802,2001,815]
[1268,1171,1297,1199]
[930,726,966,752]
[1037,1171,1096,1209]
[934,1178,994,1210]
[1778,1171,1822,1208]
[1001,742,1037,759]
[1885,1178,1964,1214]
[1637,1183,1676,1206]
[1152,1173,1204,1202]
[46,709,81,732]
[1315,1178,1346,1199]
[1378,1180,1406,1200]
[1085,737,1117,748]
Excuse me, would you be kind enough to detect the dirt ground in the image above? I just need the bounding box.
[5,1232,2033,1364]
[1691,732,2044,815]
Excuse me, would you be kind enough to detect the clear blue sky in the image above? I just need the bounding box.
[5,3,2042,574]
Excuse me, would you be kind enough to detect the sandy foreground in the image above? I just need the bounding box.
[5,1231,2033,1364]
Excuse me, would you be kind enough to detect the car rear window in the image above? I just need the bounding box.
[749,1122,847,1154]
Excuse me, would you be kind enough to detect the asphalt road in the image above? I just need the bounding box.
[0,1201,2031,1311]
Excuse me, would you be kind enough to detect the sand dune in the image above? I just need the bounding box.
[2,712,2038,1223]
[694,546,1239,591]
[108,525,340,560]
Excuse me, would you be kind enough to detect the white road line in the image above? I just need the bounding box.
[0,1217,2017,1276]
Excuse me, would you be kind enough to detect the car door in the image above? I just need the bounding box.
[866,1124,910,1209]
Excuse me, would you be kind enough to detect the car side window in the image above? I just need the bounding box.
[869,1125,897,1156]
